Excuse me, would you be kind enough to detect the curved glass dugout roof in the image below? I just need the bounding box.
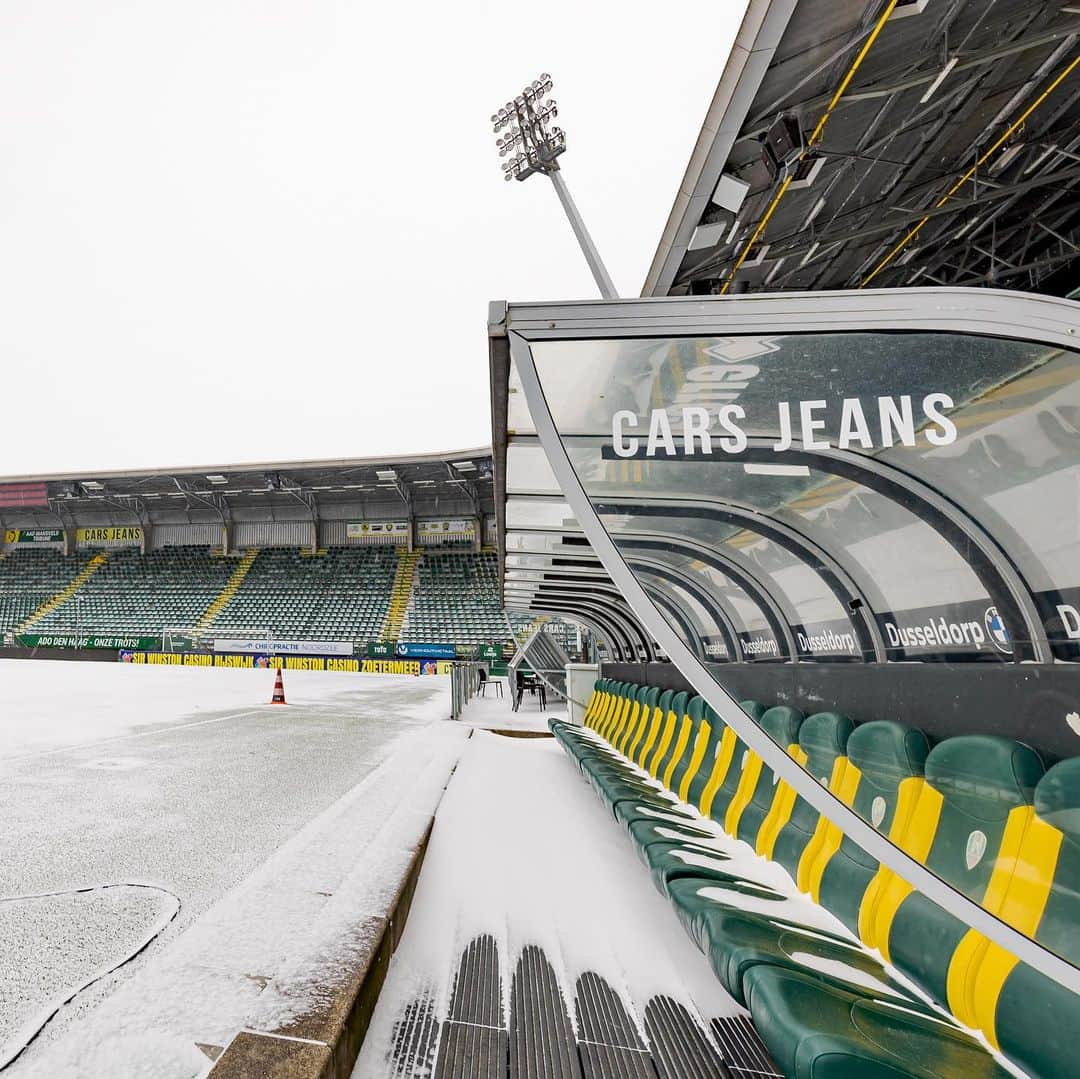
[511,313,1080,664]
[493,288,1080,996]
[501,489,656,660]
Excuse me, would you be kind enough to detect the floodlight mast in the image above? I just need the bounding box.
[493,75,618,300]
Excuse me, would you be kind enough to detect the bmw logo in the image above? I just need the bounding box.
[984,607,1012,654]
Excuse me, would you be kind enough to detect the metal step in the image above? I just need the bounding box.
[386,937,782,1079]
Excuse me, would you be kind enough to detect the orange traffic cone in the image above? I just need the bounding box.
[270,667,287,704]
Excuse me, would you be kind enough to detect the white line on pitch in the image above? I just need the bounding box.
[2,709,270,764]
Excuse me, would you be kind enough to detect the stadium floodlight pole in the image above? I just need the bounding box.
[493,75,619,300]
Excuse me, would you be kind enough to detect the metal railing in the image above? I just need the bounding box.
[450,661,483,719]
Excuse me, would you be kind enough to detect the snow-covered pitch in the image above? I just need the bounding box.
[0,659,453,1076]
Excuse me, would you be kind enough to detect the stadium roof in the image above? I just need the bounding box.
[644,0,1080,298]
[0,448,494,526]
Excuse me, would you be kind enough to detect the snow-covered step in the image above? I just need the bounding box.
[356,731,776,1078]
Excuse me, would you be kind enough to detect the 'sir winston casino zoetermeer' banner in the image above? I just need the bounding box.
[119,651,453,675]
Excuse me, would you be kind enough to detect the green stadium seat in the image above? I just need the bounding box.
[740,734,1046,1078]
[398,551,534,648]
[203,546,398,643]
[865,735,1045,1003]
[551,679,1080,1079]
[744,966,1012,1079]
[813,720,931,935]
[723,705,806,845]
[977,758,1080,1077]
[760,711,855,876]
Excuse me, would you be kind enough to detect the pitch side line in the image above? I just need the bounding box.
[2,708,269,764]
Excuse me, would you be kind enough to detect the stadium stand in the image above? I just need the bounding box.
[399,550,510,646]
[0,540,566,653]
[0,549,90,634]
[30,547,236,637]
[206,547,399,642]
[552,679,1078,1079]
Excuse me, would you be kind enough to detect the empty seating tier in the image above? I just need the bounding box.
[551,679,1079,1079]
[207,547,398,642]
[32,547,236,636]
[1,545,528,648]
[0,549,92,633]
[400,551,510,646]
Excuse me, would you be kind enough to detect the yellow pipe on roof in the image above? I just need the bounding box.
[721,0,901,294]
[861,49,1080,287]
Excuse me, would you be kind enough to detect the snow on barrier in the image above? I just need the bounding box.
[206,725,468,1079]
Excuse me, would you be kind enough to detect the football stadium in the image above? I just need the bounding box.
[2,0,1080,1078]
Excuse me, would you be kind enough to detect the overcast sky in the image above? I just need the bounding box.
[0,2,746,476]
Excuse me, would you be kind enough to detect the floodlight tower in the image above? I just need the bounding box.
[493,75,618,300]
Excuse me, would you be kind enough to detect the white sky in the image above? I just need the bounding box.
[0,2,746,476]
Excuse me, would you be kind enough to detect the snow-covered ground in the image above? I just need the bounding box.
[456,680,564,733]
[0,660,453,1075]
[0,659,439,760]
[354,728,737,1077]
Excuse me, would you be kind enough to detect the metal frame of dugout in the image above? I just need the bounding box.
[489,286,1080,997]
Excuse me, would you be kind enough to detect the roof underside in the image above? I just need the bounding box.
[0,450,495,527]
[647,0,1080,298]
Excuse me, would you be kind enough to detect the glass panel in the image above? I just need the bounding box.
[505,498,579,532]
[617,536,782,662]
[599,505,869,661]
[505,441,562,495]
[504,530,593,555]
[505,558,602,576]
[564,443,988,656]
[533,331,1080,662]
[886,348,1080,659]
[512,624,569,702]
[524,324,1080,979]
[506,357,536,436]
[634,566,732,661]
[530,333,1054,437]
